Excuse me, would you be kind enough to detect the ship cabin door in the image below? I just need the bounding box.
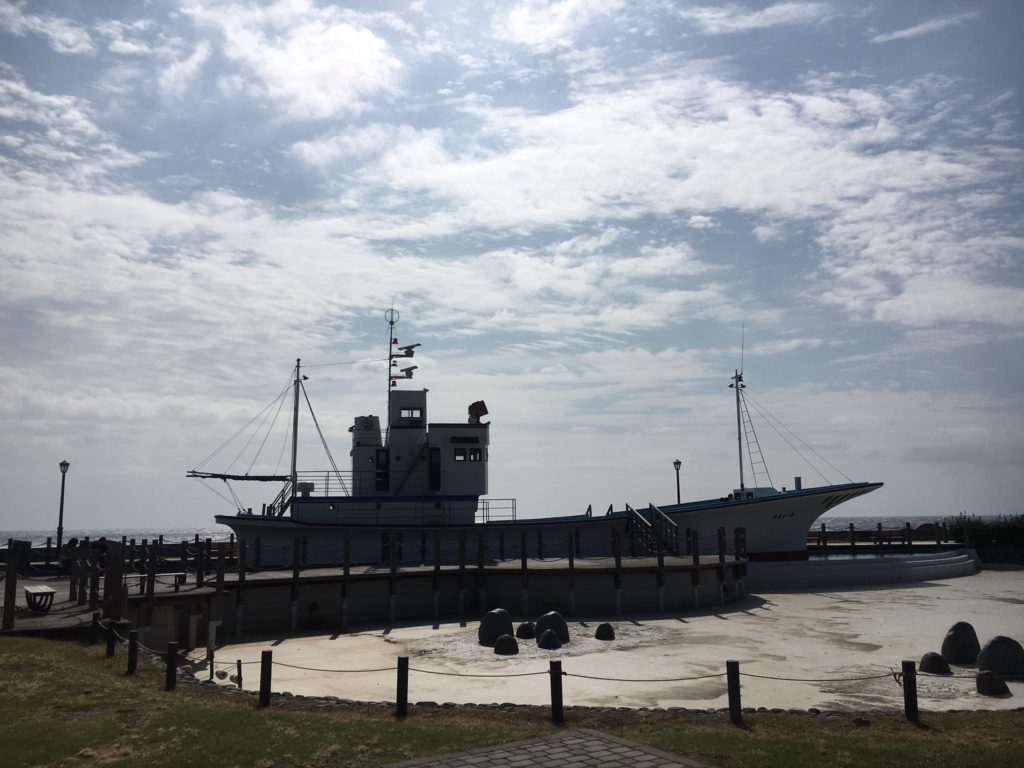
[375,448,390,492]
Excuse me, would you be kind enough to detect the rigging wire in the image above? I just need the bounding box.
[192,377,293,471]
[197,478,241,509]
[225,387,290,473]
[300,380,350,495]
[302,357,389,369]
[245,383,290,475]
[743,391,853,484]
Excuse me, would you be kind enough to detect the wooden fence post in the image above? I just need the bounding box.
[396,656,409,718]
[549,660,564,725]
[727,659,742,724]
[259,650,273,707]
[165,641,178,691]
[902,659,918,722]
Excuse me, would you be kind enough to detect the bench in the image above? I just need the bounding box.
[24,585,56,613]
[123,572,188,594]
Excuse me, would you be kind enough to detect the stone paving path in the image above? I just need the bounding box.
[384,728,710,768]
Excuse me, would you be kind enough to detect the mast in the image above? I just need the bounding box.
[729,369,745,491]
[290,357,301,503]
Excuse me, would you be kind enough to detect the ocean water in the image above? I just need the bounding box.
[2,515,1008,548]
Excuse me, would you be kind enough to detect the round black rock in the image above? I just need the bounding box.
[536,611,570,644]
[478,608,514,647]
[515,621,536,639]
[978,636,1024,679]
[493,634,519,656]
[919,651,952,675]
[537,628,562,650]
[595,623,615,641]
[940,621,981,664]
[976,670,1011,697]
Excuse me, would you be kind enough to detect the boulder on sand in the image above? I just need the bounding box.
[940,622,980,664]
[595,623,616,641]
[515,621,536,639]
[494,634,519,656]
[478,608,514,647]
[977,636,1024,679]
[537,628,562,650]
[919,651,951,675]
[536,611,570,644]
[976,670,1011,697]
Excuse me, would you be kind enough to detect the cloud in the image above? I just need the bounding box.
[679,2,832,35]
[498,0,625,52]
[159,41,211,100]
[0,0,94,54]
[872,276,1024,328]
[183,0,402,120]
[872,12,981,44]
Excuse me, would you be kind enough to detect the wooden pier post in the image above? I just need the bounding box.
[567,530,576,616]
[389,533,398,624]
[820,522,827,547]
[194,540,204,589]
[2,541,17,631]
[236,538,247,636]
[690,529,700,609]
[656,528,665,613]
[849,522,856,550]
[612,528,622,615]
[717,527,727,605]
[216,543,226,595]
[432,533,441,629]
[457,530,466,625]
[520,532,529,618]
[45,536,52,566]
[476,532,486,615]
[290,537,300,631]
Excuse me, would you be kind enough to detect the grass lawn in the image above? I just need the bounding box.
[0,635,1020,767]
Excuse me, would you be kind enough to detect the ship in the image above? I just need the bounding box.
[193,310,882,565]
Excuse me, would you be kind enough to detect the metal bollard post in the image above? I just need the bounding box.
[549,660,564,725]
[90,611,101,645]
[396,656,409,718]
[165,642,178,691]
[727,660,742,724]
[237,659,243,690]
[902,660,918,722]
[259,650,272,707]
[127,630,138,675]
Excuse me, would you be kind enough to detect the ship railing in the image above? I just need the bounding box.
[478,498,517,523]
[623,503,656,555]
[648,503,681,555]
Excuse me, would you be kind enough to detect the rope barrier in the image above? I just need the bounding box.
[566,671,725,683]
[409,667,548,678]
[740,671,894,683]
[273,661,397,674]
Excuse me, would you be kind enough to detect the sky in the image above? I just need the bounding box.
[1,0,1022,533]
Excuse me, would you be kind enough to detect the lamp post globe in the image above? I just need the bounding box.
[672,459,682,505]
[57,460,70,554]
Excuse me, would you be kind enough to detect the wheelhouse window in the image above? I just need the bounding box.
[468,448,482,462]
[454,448,467,461]
[400,408,422,419]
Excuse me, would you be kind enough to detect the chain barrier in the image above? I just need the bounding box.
[739,671,895,683]
[272,661,397,674]
[409,667,548,678]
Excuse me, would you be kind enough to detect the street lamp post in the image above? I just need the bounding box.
[57,460,70,554]
[673,459,682,505]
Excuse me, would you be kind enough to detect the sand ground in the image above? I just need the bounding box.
[195,570,1024,712]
